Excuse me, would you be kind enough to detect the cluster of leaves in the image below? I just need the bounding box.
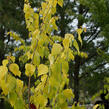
[0,0,87,109]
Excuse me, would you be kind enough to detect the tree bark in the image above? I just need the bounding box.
[0,27,5,109]
[73,56,81,102]
[0,27,5,65]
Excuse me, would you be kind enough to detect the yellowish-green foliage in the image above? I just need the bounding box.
[0,0,87,109]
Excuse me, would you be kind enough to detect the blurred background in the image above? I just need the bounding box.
[0,0,109,108]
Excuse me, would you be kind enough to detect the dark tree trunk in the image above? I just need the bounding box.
[0,27,5,65]
[73,4,84,103]
[73,56,81,102]
[0,27,5,109]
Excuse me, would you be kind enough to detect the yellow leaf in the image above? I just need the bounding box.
[9,64,21,77]
[63,89,74,100]
[7,75,17,92]
[0,66,8,79]
[2,59,9,66]
[65,34,74,40]
[65,34,74,47]
[83,27,87,32]
[63,38,69,49]
[33,51,40,67]
[77,28,83,45]
[62,61,69,74]
[78,35,82,46]
[93,104,99,109]
[25,63,35,76]
[80,52,88,58]
[10,56,15,62]
[34,94,47,107]
[58,0,63,7]
[51,43,63,55]
[73,40,79,53]
[0,80,8,95]
[69,49,74,61]
[77,28,82,35]
[16,79,23,89]
[41,74,48,82]
[38,64,48,76]
[48,54,54,65]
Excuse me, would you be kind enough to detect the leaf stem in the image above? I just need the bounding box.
[28,75,31,109]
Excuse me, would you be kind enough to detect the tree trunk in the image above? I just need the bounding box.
[73,4,84,103]
[0,27,5,108]
[73,56,81,103]
[0,27,5,65]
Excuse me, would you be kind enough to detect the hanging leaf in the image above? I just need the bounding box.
[80,52,88,58]
[8,92,17,107]
[69,50,75,61]
[25,63,35,76]
[62,61,69,74]
[78,35,82,45]
[9,64,21,77]
[7,75,17,92]
[38,64,48,76]
[73,40,79,53]
[77,28,83,45]
[63,38,69,49]
[2,59,9,66]
[34,94,47,107]
[14,98,24,109]
[63,89,74,100]
[83,27,87,32]
[51,43,63,55]
[0,66,8,80]
[10,56,15,63]
[33,51,40,67]
[49,54,54,65]
[65,34,74,41]
[16,79,23,89]
[58,0,63,7]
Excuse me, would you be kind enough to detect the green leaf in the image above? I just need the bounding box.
[8,92,17,107]
[14,98,24,109]
[38,64,48,76]
[7,75,17,92]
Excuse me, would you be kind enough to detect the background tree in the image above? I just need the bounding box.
[54,0,109,102]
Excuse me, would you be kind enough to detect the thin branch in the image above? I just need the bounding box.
[86,26,99,42]
[28,75,31,109]
[87,30,101,44]
[80,62,107,79]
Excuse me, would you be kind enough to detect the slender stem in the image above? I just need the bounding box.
[28,75,31,109]
[28,40,38,109]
